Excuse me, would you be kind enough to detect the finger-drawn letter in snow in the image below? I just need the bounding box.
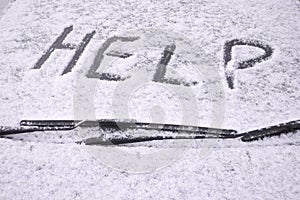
[34,26,96,75]
[86,36,140,81]
[223,39,274,89]
[72,28,225,172]
[34,27,274,90]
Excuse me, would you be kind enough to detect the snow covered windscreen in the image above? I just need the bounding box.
[0,0,299,199]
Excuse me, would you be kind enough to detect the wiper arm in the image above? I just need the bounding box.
[19,119,236,136]
[0,119,299,145]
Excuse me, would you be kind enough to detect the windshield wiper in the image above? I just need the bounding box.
[0,119,299,145]
[240,120,300,142]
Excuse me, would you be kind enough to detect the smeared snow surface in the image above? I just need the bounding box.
[0,0,13,16]
[0,0,300,199]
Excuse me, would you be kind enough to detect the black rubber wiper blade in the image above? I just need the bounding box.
[98,121,236,136]
[20,119,237,133]
[1,119,299,145]
[0,126,75,136]
[79,135,213,146]
[0,126,39,135]
[0,121,76,136]
[241,120,300,142]
[19,119,238,138]
[20,120,77,128]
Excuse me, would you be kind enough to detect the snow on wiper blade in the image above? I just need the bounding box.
[0,125,75,135]
[0,126,38,135]
[80,134,225,146]
[19,119,137,127]
[19,119,237,137]
[20,120,77,127]
[1,119,299,145]
[241,120,300,142]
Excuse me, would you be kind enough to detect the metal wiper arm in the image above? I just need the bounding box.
[0,119,299,145]
[19,119,236,136]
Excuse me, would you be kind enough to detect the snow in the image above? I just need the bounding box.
[0,0,13,16]
[0,135,299,199]
[0,0,299,199]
